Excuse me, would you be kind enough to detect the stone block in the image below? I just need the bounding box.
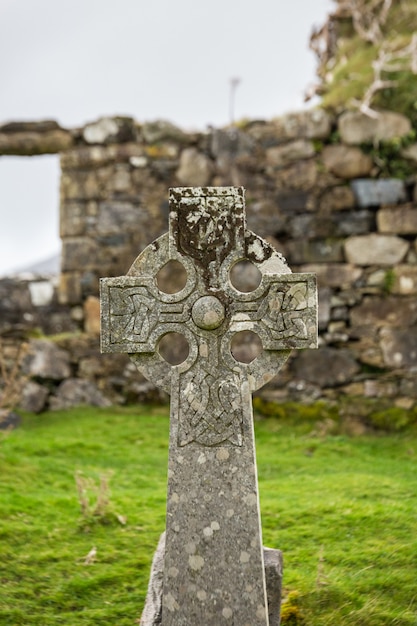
[344,234,409,265]
[391,265,417,295]
[210,128,254,168]
[338,111,411,145]
[377,205,417,234]
[61,237,100,272]
[23,339,71,380]
[276,191,313,213]
[322,145,373,179]
[266,140,315,167]
[289,210,372,239]
[83,296,101,334]
[20,381,49,413]
[271,159,318,190]
[299,263,362,287]
[319,185,356,212]
[0,279,32,313]
[246,199,287,238]
[142,120,190,145]
[286,239,344,264]
[350,296,417,328]
[60,202,88,237]
[60,171,101,201]
[96,202,141,235]
[58,272,82,305]
[0,129,73,155]
[49,378,111,410]
[291,347,360,387]
[83,116,137,144]
[61,143,147,170]
[380,328,417,368]
[176,148,213,186]
[0,120,61,133]
[318,286,331,330]
[271,109,333,141]
[29,280,55,307]
[113,164,132,192]
[351,179,406,207]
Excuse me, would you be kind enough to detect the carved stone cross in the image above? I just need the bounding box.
[100,187,317,625]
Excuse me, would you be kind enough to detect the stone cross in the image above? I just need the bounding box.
[100,187,317,625]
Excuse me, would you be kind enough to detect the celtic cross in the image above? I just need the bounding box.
[100,187,317,626]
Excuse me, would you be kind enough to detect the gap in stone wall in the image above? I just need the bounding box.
[0,155,61,276]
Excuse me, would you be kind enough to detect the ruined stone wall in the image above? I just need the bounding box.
[0,109,416,414]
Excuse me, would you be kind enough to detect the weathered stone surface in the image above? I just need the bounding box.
[351,179,406,207]
[269,159,318,190]
[380,328,417,368]
[210,127,254,171]
[83,296,100,334]
[24,339,71,380]
[338,111,411,145]
[61,238,101,272]
[285,238,344,264]
[101,187,318,625]
[348,327,384,368]
[289,210,372,239]
[266,140,315,167]
[322,145,373,179]
[49,378,111,410]
[60,202,88,237]
[96,201,141,235]
[344,234,409,265]
[263,548,283,626]
[176,148,213,186]
[19,380,48,413]
[83,116,136,145]
[246,199,287,238]
[60,170,102,201]
[140,533,283,626]
[391,265,417,295]
[0,279,32,325]
[350,296,417,328]
[276,190,313,213]
[298,263,361,288]
[318,286,331,329]
[291,347,360,387]
[58,272,82,305]
[0,120,61,133]
[28,280,55,307]
[0,129,73,155]
[271,109,333,141]
[142,120,189,145]
[377,206,417,234]
[318,185,356,212]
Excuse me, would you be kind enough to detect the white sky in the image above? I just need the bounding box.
[0,0,334,275]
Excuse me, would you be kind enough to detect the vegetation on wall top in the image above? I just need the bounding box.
[309,0,417,124]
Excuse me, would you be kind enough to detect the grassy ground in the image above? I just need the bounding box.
[0,405,416,625]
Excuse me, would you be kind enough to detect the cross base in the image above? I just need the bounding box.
[140,534,283,626]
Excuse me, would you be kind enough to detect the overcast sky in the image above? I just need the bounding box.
[0,0,333,276]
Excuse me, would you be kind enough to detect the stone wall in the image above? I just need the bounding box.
[1,108,416,413]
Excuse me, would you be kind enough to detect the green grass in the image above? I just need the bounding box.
[1,405,417,625]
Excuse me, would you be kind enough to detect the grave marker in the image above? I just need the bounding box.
[100,187,318,625]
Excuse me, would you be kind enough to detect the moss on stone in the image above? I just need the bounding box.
[253,397,417,434]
